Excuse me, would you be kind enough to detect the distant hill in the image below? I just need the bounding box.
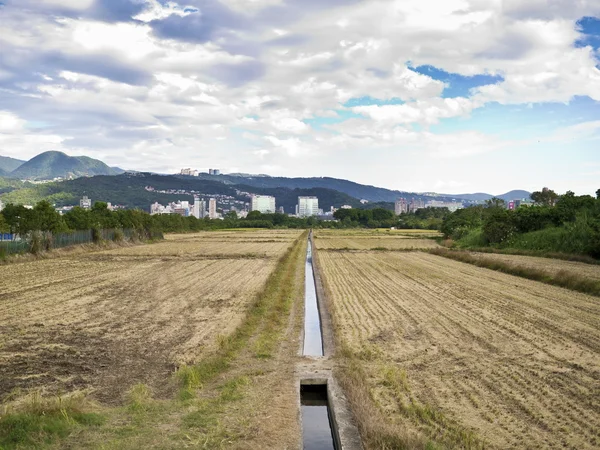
[0,173,363,212]
[451,190,531,202]
[497,190,532,201]
[0,155,26,173]
[9,151,119,180]
[192,173,485,204]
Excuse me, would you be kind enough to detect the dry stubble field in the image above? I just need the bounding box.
[0,230,302,405]
[315,229,441,251]
[316,231,600,449]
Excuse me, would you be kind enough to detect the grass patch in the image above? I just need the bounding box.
[0,392,105,449]
[429,248,600,297]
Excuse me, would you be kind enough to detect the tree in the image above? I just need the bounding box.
[1,203,34,235]
[0,213,9,233]
[531,188,558,207]
[246,210,263,220]
[224,211,238,220]
[32,200,68,233]
[484,197,506,209]
[64,207,92,230]
[596,189,600,200]
[482,208,516,244]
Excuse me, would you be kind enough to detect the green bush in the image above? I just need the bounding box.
[456,228,487,248]
[91,227,101,244]
[29,231,43,255]
[113,229,124,242]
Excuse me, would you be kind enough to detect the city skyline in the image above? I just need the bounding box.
[0,1,599,195]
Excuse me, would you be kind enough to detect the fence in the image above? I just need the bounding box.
[0,228,144,257]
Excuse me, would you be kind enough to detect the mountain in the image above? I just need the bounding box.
[10,151,119,180]
[497,190,532,202]
[0,173,364,212]
[191,173,482,204]
[450,190,531,202]
[0,155,26,174]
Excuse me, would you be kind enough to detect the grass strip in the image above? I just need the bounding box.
[0,392,105,449]
[429,248,600,297]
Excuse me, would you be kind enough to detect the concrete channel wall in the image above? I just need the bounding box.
[295,231,363,450]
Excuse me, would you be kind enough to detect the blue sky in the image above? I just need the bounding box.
[0,0,599,195]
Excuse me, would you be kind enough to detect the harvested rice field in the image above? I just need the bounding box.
[316,247,600,449]
[314,235,440,250]
[467,251,600,282]
[0,230,301,405]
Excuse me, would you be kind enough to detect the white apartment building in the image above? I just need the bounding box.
[80,196,92,209]
[426,200,464,212]
[395,198,408,215]
[297,196,319,217]
[208,198,217,219]
[250,195,276,213]
[191,198,207,219]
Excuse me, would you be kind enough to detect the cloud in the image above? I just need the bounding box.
[0,0,599,194]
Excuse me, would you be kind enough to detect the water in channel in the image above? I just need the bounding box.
[303,238,324,356]
[301,385,337,450]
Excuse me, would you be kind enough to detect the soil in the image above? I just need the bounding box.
[468,251,600,281]
[317,248,600,449]
[0,231,302,405]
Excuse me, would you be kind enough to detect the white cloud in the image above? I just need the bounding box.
[1,0,599,194]
[352,97,479,126]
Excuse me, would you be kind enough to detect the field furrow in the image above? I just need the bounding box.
[0,231,297,405]
[318,245,600,449]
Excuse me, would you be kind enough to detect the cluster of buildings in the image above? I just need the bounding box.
[248,195,321,218]
[149,194,323,219]
[395,197,465,214]
[179,168,221,176]
[150,198,219,219]
[394,198,425,214]
[507,199,534,209]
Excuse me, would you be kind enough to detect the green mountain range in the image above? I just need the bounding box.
[0,173,363,212]
[0,151,531,211]
[4,151,119,180]
[191,173,529,204]
[0,155,26,174]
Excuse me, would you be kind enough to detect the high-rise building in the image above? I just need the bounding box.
[250,195,276,213]
[80,196,92,209]
[297,196,319,217]
[395,198,408,215]
[408,198,425,213]
[192,198,207,219]
[208,198,217,219]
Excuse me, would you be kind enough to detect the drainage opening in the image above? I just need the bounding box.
[301,383,339,450]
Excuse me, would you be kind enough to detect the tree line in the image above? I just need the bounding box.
[441,189,600,257]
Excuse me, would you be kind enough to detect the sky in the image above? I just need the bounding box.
[0,0,599,195]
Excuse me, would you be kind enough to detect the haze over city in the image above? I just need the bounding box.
[0,0,599,194]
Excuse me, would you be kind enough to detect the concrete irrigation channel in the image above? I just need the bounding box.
[296,232,363,450]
